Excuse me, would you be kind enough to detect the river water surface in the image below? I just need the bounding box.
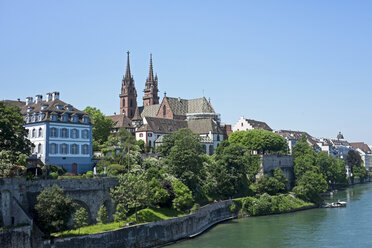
[166,183,372,248]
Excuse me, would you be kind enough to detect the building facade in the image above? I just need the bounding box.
[6,92,93,174]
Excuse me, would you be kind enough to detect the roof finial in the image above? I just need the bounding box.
[164,91,167,97]
[125,50,131,80]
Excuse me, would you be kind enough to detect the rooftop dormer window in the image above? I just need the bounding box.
[65,105,73,111]
[62,113,69,122]
[51,113,58,121]
[56,105,62,110]
[83,116,90,124]
[41,104,48,110]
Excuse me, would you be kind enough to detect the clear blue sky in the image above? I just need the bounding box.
[1,1,372,144]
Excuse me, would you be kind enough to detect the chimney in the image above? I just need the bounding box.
[35,94,43,104]
[26,97,33,105]
[52,91,60,101]
[46,92,52,102]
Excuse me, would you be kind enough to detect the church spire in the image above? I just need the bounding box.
[143,53,159,106]
[147,53,154,82]
[124,51,131,80]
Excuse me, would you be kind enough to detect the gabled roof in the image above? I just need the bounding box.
[137,117,187,133]
[106,114,133,128]
[245,119,272,131]
[166,97,215,116]
[350,142,371,154]
[275,130,320,150]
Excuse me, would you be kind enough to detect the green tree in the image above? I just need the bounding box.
[228,129,288,154]
[0,102,32,163]
[148,177,170,206]
[293,170,328,203]
[172,180,194,211]
[34,184,75,234]
[74,207,88,234]
[84,106,113,149]
[251,172,286,195]
[110,173,150,223]
[97,205,109,224]
[0,150,17,177]
[166,129,203,193]
[346,150,362,176]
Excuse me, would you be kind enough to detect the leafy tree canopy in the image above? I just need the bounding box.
[0,101,31,162]
[34,184,75,234]
[228,129,288,154]
[84,106,113,148]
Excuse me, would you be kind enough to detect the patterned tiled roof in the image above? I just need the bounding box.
[140,104,161,118]
[166,97,215,116]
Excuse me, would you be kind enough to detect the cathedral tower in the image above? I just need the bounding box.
[143,54,159,106]
[120,51,137,118]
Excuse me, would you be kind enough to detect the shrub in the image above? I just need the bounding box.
[172,180,193,211]
[97,205,109,224]
[50,172,58,179]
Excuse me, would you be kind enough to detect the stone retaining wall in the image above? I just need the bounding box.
[42,200,234,248]
[0,225,32,248]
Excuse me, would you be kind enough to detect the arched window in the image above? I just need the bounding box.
[163,105,166,116]
[82,144,89,154]
[148,140,152,147]
[202,145,207,153]
[130,99,133,107]
[38,144,42,154]
[71,129,78,139]
[82,130,88,139]
[217,135,220,141]
[38,128,42,138]
[71,144,78,154]
[50,143,57,154]
[32,128,36,138]
[123,99,125,107]
[62,128,68,138]
[51,128,57,137]
[61,144,68,154]
[139,133,143,137]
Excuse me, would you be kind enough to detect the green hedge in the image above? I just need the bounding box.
[231,193,314,216]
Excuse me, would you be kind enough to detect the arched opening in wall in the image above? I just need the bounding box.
[70,200,92,226]
[103,199,113,222]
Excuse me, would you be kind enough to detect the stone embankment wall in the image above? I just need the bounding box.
[42,200,234,248]
[0,225,32,248]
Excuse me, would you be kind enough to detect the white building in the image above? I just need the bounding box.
[232,116,272,132]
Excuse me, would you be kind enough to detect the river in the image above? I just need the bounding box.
[166,183,372,248]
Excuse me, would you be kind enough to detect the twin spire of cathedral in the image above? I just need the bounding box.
[120,51,160,118]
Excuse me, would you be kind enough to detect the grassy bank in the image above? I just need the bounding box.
[231,193,315,217]
[53,207,184,238]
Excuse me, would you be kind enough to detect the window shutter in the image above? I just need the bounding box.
[60,129,63,137]
[76,145,79,154]
[70,129,73,138]
[55,144,58,154]
[66,129,69,138]
[76,130,79,138]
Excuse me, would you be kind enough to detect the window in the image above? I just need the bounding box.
[31,146,35,154]
[71,129,78,139]
[32,129,36,138]
[50,143,57,154]
[123,99,125,107]
[82,130,88,139]
[241,122,243,127]
[61,144,68,154]
[148,140,152,147]
[82,144,89,154]
[202,145,206,153]
[38,144,42,154]
[130,99,133,107]
[148,133,152,137]
[209,145,214,155]
[71,144,78,154]
[38,128,42,138]
[163,105,166,116]
[217,135,220,141]
[139,133,143,137]
[51,128,58,137]
[62,128,68,138]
